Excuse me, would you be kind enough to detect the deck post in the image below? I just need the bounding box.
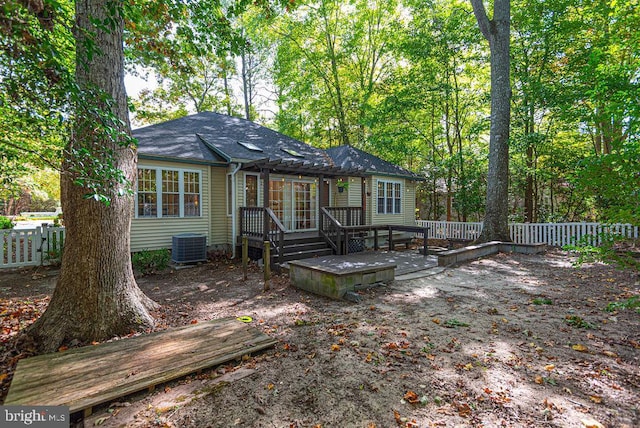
[263,241,271,291]
[343,229,349,254]
[262,168,270,244]
[422,226,429,256]
[374,229,379,251]
[242,236,248,280]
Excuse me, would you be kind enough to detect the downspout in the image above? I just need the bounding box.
[230,163,242,258]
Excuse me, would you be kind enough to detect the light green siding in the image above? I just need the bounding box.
[370,176,416,227]
[211,166,230,248]
[332,177,362,207]
[131,160,210,252]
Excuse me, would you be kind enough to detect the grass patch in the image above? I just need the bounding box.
[532,297,553,305]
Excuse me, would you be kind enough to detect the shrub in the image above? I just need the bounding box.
[0,216,14,229]
[132,249,170,275]
[564,233,639,272]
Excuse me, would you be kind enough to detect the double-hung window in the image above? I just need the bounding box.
[377,180,402,215]
[137,168,201,218]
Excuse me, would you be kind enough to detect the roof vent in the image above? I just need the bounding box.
[172,233,207,263]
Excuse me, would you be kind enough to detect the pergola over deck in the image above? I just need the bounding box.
[239,158,428,264]
[242,157,368,208]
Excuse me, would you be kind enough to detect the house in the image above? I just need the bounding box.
[132,112,423,262]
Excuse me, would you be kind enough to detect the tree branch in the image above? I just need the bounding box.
[470,0,491,41]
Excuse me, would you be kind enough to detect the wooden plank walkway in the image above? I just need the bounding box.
[4,318,277,416]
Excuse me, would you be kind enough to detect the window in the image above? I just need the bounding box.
[162,170,179,217]
[137,168,201,218]
[245,174,258,206]
[138,169,157,217]
[377,180,402,214]
[281,148,304,158]
[184,172,200,216]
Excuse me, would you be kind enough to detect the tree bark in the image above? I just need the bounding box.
[26,0,157,353]
[471,0,512,242]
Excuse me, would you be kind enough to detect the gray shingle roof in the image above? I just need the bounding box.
[134,112,334,167]
[326,145,422,180]
[133,112,420,180]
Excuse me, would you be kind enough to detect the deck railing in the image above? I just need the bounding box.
[416,220,639,247]
[321,208,428,255]
[1,225,65,268]
[323,207,364,227]
[239,207,286,263]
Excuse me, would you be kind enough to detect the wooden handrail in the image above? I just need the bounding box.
[264,208,286,264]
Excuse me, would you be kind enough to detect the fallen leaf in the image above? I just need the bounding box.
[431,318,441,324]
[454,401,472,418]
[94,416,110,425]
[58,346,68,352]
[572,344,588,352]
[581,418,604,428]
[267,383,274,390]
[545,364,555,372]
[589,395,602,404]
[534,375,544,384]
[331,344,341,352]
[404,390,419,404]
[602,350,618,358]
[190,319,198,324]
[393,410,402,425]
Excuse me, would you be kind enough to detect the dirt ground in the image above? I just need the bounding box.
[1,249,639,428]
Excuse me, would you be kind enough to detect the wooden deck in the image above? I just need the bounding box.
[4,318,277,416]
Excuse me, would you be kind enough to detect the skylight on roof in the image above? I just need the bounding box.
[281,148,304,158]
[238,141,263,152]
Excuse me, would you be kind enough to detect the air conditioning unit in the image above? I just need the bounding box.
[172,233,207,263]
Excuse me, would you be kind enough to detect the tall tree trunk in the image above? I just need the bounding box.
[26,0,156,353]
[471,0,512,242]
[524,144,534,222]
[241,45,251,120]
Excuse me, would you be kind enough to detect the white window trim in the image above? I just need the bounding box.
[135,166,203,219]
[376,179,403,215]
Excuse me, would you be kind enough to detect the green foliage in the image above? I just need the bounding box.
[0,216,14,230]
[532,298,553,305]
[564,233,640,272]
[605,296,640,314]
[564,315,595,329]
[443,319,469,328]
[132,249,171,275]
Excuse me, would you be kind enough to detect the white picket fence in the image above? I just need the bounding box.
[0,225,65,268]
[416,220,639,247]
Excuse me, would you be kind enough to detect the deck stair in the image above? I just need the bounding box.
[278,234,333,263]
